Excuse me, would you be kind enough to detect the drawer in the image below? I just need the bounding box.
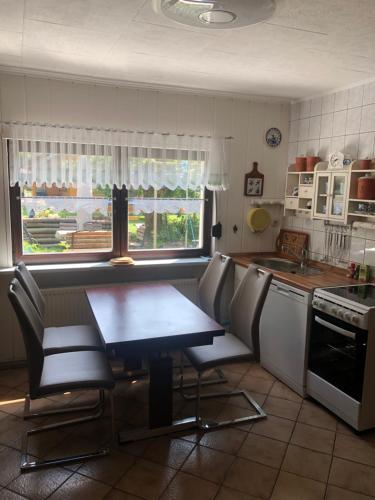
[299,186,314,198]
[285,197,298,209]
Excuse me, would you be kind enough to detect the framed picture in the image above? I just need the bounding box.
[244,162,264,197]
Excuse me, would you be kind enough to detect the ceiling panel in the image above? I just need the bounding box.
[0,0,373,98]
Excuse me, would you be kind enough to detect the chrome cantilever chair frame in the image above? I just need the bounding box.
[8,278,115,472]
[21,388,115,472]
[180,265,271,430]
[179,364,266,430]
[23,390,104,420]
[15,262,106,421]
[174,253,233,391]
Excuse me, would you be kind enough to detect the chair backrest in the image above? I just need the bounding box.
[15,261,46,319]
[8,278,44,399]
[198,252,233,322]
[229,264,272,361]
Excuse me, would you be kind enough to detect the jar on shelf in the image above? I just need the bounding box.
[357,175,375,200]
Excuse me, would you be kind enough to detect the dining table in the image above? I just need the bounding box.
[85,281,225,442]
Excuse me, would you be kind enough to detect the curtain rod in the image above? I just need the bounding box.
[1,121,234,140]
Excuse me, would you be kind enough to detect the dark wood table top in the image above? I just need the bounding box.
[86,282,225,353]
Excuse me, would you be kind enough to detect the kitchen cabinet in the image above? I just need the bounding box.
[313,171,349,221]
[284,167,315,216]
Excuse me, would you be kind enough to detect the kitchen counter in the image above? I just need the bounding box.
[230,252,359,292]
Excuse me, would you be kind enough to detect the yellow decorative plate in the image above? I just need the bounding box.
[246,208,271,233]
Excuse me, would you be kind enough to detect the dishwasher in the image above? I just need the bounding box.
[260,279,311,396]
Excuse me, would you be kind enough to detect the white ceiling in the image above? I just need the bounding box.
[1,0,375,99]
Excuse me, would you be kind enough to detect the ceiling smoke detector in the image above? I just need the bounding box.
[153,0,275,29]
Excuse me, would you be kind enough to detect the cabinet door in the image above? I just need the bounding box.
[313,173,331,218]
[329,172,348,220]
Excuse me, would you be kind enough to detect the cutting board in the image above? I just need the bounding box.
[276,229,309,257]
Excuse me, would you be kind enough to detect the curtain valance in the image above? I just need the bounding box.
[3,122,230,191]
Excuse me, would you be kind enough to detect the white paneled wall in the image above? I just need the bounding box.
[0,73,290,266]
[285,79,375,270]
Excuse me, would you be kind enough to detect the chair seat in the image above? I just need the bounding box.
[36,350,114,398]
[184,333,253,372]
[43,325,104,355]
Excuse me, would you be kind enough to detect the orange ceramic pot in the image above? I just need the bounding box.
[295,157,306,172]
[306,156,320,171]
[357,176,375,200]
[359,159,372,169]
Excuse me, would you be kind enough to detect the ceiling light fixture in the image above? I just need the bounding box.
[153,0,275,29]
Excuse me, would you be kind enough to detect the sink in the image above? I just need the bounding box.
[252,257,323,276]
[252,257,299,273]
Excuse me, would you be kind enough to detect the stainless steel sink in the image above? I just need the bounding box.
[252,257,323,276]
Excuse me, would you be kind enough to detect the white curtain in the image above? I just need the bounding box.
[3,122,230,191]
[130,198,202,215]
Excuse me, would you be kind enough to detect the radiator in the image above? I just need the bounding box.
[43,279,199,328]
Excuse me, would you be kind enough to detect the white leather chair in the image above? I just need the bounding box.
[15,262,104,355]
[176,253,233,390]
[181,264,272,429]
[8,278,115,471]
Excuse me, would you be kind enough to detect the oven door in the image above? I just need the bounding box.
[309,309,367,402]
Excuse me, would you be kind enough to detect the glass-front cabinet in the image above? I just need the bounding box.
[313,171,348,220]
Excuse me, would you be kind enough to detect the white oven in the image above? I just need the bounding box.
[307,285,375,431]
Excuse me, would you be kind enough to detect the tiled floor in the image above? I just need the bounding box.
[0,361,374,499]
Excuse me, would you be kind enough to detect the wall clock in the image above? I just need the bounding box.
[265,127,282,148]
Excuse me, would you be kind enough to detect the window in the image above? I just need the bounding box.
[9,141,212,263]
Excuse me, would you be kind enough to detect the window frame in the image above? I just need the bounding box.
[8,141,213,264]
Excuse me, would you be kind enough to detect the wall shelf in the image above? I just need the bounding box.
[348,212,375,218]
[248,198,284,206]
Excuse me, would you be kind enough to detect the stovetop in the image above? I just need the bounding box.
[322,284,375,308]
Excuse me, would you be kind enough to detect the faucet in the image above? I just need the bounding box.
[281,244,308,271]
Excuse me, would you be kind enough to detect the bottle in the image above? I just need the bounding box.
[346,262,356,278]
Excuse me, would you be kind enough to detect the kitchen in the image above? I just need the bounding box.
[1,1,375,499]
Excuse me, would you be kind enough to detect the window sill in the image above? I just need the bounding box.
[0,256,210,288]
[0,256,210,275]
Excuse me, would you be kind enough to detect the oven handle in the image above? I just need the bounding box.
[315,316,356,340]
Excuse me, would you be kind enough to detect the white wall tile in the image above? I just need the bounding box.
[360,104,375,133]
[291,102,300,121]
[310,231,325,255]
[334,90,348,111]
[322,94,335,114]
[332,110,347,136]
[348,85,364,108]
[288,142,298,165]
[331,135,345,152]
[307,140,319,155]
[297,141,308,155]
[320,113,333,138]
[319,138,332,160]
[300,100,311,118]
[364,240,375,266]
[298,118,309,141]
[350,237,365,264]
[289,119,299,142]
[344,134,359,159]
[309,116,321,139]
[310,97,322,117]
[346,107,362,135]
[363,81,375,106]
[358,132,375,159]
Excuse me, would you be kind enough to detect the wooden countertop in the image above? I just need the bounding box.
[230,252,360,293]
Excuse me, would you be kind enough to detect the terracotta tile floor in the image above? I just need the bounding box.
[0,362,374,499]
